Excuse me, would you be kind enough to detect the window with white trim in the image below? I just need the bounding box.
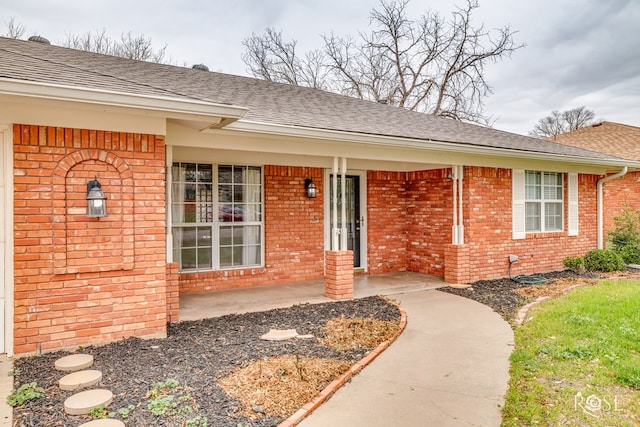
[171,163,263,271]
[524,171,563,232]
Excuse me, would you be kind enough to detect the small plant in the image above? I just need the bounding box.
[89,405,107,419]
[583,249,625,272]
[7,382,43,407]
[147,379,181,416]
[294,353,307,381]
[109,404,136,420]
[186,415,209,427]
[148,394,177,416]
[562,256,584,273]
[147,378,179,399]
[8,368,21,377]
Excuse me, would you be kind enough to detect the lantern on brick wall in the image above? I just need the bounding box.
[304,178,317,198]
[86,176,107,217]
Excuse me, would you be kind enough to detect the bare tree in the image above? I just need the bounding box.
[61,29,167,63]
[2,18,169,64]
[3,17,27,39]
[530,106,596,139]
[243,28,328,89]
[242,0,522,124]
[561,106,595,132]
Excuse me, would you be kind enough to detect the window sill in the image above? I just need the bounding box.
[526,231,566,239]
[179,266,267,277]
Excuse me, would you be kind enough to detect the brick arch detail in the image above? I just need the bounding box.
[52,149,135,275]
[52,149,134,180]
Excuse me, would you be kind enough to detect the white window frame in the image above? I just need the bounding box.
[170,162,264,272]
[524,170,564,233]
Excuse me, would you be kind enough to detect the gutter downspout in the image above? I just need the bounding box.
[597,167,627,249]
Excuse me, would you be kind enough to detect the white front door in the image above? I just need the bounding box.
[324,170,368,270]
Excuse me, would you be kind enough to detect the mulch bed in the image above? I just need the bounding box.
[438,269,598,321]
[14,269,637,426]
[12,296,400,427]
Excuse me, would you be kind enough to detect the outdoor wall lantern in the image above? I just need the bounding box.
[304,178,317,198]
[86,176,107,217]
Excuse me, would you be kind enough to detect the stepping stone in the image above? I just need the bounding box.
[64,389,113,415]
[78,420,125,427]
[260,329,299,341]
[55,354,94,372]
[59,369,102,391]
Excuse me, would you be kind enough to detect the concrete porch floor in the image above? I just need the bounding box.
[179,272,445,321]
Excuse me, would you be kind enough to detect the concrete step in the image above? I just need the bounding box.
[59,369,102,391]
[78,419,125,427]
[54,354,94,372]
[63,389,113,415]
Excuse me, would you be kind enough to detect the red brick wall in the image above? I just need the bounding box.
[406,169,453,276]
[602,171,640,237]
[462,167,598,281]
[367,171,408,273]
[177,164,603,292]
[166,263,180,322]
[178,166,325,293]
[13,124,167,355]
[367,167,599,282]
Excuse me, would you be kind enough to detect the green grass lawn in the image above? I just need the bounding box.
[502,279,640,426]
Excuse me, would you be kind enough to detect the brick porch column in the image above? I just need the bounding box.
[444,244,470,285]
[166,262,180,323]
[325,250,354,300]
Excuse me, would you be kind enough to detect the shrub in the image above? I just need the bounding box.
[583,249,625,272]
[563,256,584,272]
[617,245,640,264]
[608,207,640,251]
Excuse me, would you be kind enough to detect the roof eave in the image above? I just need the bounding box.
[0,78,248,127]
[224,119,640,169]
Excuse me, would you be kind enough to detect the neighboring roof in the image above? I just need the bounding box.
[552,122,640,162]
[0,36,631,164]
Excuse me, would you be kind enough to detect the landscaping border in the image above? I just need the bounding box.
[278,298,408,427]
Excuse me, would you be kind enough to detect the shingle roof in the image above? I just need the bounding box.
[551,122,640,162]
[0,36,627,162]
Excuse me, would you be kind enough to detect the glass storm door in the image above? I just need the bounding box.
[330,175,361,267]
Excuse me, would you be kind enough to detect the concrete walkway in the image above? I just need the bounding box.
[299,290,514,427]
[180,271,445,321]
[180,272,514,426]
[0,355,13,427]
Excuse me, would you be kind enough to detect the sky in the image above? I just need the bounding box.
[2,0,639,136]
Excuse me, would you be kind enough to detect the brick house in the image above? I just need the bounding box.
[552,121,640,245]
[0,37,638,356]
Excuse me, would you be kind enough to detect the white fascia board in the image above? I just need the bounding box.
[226,119,640,170]
[0,78,248,124]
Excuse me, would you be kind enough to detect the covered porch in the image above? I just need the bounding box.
[178,272,445,321]
[167,120,468,302]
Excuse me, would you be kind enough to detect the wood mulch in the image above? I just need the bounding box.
[14,269,637,426]
[11,296,400,427]
[440,268,640,323]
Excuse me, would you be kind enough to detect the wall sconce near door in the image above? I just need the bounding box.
[86,176,107,217]
[304,178,317,198]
